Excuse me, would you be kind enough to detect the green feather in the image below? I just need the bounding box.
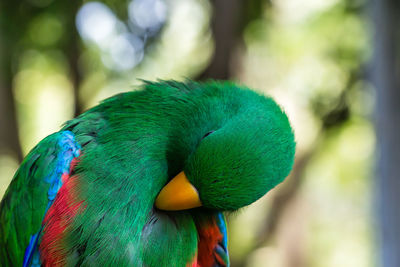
[0,132,78,266]
[1,80,295,266]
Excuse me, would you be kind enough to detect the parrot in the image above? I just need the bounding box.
[0,80,295,267]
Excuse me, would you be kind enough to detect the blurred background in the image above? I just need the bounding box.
[0,0,398,266]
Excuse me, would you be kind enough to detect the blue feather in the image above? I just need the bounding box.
[216,213,228,250]
[23,131,80,267]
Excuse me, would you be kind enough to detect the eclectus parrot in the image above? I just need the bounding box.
[0,81,295,266]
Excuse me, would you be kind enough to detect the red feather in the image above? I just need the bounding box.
[40,158,85,266]
[197,218,225,267]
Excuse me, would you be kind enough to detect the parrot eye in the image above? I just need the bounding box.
[202,131,214,139]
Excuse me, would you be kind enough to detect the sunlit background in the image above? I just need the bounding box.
[0,0,377,266]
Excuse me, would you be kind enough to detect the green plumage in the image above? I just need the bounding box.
[0,80,295,266]
[0,132,78,265]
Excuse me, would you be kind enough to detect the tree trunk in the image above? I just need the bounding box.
[0,42,23,162]
[62,1,84,117]
[372,0,400,266]
[197,0,242,80]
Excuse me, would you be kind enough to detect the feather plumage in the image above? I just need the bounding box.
[0,80,295,266]
[0,131,80,266]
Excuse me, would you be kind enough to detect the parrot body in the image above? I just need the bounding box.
[0,81,295,266]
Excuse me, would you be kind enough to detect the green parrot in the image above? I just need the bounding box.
[0,80,295,266]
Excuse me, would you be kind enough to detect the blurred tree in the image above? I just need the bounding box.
[371,0,400,266]
[197,0,242,80]
[0,0,167,160]
[62,1,84,117]
[0,43,23,162]
[0,0,84,161]
[0,1,35,162]
[198,0,269,80]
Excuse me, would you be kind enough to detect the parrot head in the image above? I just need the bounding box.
[155,84,295,212]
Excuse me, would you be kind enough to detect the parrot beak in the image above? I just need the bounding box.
[155,171,202,211]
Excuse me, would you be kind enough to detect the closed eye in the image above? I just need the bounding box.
[202,130,215,139]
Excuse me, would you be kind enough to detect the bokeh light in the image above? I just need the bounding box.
[0,0,377,266]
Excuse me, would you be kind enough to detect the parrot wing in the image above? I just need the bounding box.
[196,212,230,267]
[0,131,80,267]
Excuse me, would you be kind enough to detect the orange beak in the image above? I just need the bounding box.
[155,171,202,211]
